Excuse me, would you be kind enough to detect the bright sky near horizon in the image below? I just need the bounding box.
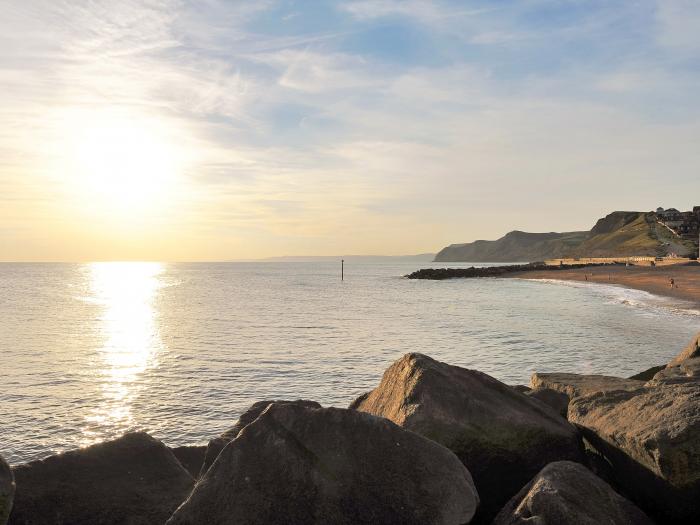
[2,1,700,261]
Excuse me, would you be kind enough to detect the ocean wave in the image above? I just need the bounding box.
[530,279,700,318]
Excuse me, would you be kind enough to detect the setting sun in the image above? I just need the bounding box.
[59,108,188,221]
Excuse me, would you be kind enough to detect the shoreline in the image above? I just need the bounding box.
[509,264,700,308]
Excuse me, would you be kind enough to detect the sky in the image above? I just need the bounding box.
[1,0,699,261]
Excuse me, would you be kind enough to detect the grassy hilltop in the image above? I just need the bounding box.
[434,211,697,262]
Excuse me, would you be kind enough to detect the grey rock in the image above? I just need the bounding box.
[569,382,700,523]
[1,454,14,525]
[649,333,700,385]
[169,403,478,525]
[530,372,644,400]
[492,461,653,525]
[648,357,700,385]
[510,385,531,393]
[169,445,206,479]
[628,365,665,381]
[666,332,700,367]
[350,353,582,522]
[526,388,569,417]
[199,399,321,477]
[10,432,194,525]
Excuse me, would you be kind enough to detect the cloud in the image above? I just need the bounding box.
[257,49,378,93]
[339,0,489,23]
[655,0,700,52]
[1,0,700,260]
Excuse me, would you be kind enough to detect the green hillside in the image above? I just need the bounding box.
[434,211,697,262]
[573,212,695,257]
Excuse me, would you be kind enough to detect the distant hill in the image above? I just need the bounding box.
[434,211,696,262]
[434,231,588,263]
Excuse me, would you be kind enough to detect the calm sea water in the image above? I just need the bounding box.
[1,261,698,464]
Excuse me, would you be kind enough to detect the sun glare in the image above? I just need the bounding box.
[82,262,164,444]
[60,108,188,221]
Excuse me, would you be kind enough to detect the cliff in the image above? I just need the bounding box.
[434,211,696,262]
[435,231,588,263]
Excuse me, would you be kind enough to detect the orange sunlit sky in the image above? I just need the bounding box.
[2,1,700,261]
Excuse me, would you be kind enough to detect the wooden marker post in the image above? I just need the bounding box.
[342,259,344,281]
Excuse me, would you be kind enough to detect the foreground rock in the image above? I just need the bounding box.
[1,455,14,525]
[169,403,478,525]
[170,445,206,479]
[350,353,582,522]
[569,382,700,522]
[11,432,194,525]
[667,332,700,367]
[493,461,653,525]
[628,364,665,381]
[525,388,569,417]
[649,332,700,385]
[530,372,644,399]
[648,357,700,384]
[199,399,321,477]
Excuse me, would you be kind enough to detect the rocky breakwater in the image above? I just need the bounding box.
[406,262,607,280]
[528,332,700,523]
[349,353,584,522]
[8,336,700,524]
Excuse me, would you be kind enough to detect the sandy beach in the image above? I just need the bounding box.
[510,263,700,307]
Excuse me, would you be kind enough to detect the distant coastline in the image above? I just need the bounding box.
[434,208,700,262]
[260,253,435,263]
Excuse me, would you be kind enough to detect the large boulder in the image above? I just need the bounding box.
[569,382,700,523]
[648,357,700,385]
[169,445,206,479]
[350,353,583,522]
[667,332,700,367]
[649,333,700,385]
[10,432,194,525]
[530,372,644,399]
[169,403,479,525]
[525,388,569,417]
[492,461,653,525]
[199,399,322,476]
[628,364,665,381]
[1,454,14,525]
[510,385,530,394]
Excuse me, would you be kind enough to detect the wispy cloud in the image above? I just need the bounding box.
[1,0,699,260]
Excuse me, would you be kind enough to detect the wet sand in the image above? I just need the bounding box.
[510,263,700,307]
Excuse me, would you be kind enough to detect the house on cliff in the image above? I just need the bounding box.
[655,206,700,241]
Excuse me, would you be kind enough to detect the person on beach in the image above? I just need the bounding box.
[670,278,675,288]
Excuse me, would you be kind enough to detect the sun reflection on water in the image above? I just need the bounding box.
[82,262,164,445]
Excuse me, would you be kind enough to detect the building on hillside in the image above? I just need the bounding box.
[655,206,700,241]
[659,207,682,221]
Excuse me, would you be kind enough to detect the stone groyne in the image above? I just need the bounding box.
[406,262,615,280]
[2,333,699,524]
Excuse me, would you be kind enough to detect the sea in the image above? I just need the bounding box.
[2,261,699,464]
